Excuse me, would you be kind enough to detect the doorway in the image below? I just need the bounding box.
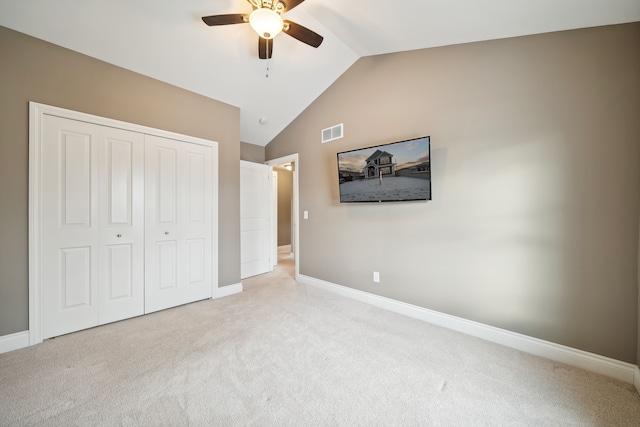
[266,154,299,280]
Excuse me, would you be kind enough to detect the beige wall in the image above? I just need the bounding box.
[240,141,265,163]
[266,24,640,363]
[0,26,241,336]
[277,168,293,246]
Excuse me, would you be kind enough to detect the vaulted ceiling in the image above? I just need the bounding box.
[1,0,639,146]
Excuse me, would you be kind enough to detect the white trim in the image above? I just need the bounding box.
[210,144,219,301]
[0,331,30,354]
[634,366,640,394]
[266,153,300,280]
[298,274,638,384]
[28,104,43,345]
[30,102,217,147]
[29,102,220,346]
[214,283,243,299]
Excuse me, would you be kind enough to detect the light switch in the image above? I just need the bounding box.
[303,210,309,219]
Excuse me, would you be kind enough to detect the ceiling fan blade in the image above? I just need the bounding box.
[282,0,306,12]
[258,37,274,60]
[202,14,248,26]
[283,21,323,48]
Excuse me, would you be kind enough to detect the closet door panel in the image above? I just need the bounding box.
[157,240,178,289]
[158,147,179,224]
[62,133,92,227]
[60,247,92,308]
[41,115,145,337]
[41,116,100,339]
[145,135,212,313]
[107,140,133,225]
[97,128,144,325]
[186,152,205,224]
[106,244,133,299]
[187,238,205,284]
[183,144,213,302]
[145,136,181,313]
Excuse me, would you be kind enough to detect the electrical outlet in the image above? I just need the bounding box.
[373,271,380,283]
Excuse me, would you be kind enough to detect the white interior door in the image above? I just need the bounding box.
[240,160,271,279]
[144,134,213,313]
[41,115,144,339]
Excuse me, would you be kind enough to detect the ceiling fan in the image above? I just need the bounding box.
[202,0,323,60]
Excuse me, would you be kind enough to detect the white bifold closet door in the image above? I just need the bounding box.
[41,115,144,339]
[144,135,213,313]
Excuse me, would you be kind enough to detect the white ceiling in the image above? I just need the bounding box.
[1,0,639,146]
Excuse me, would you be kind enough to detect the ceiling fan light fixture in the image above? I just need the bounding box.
[249,7,283,39]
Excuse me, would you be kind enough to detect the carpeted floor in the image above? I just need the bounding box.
[1,246,639,426]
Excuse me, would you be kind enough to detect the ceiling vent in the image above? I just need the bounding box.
[321,123,343,143]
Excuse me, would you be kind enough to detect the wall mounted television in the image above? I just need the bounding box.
[337,136,431,203]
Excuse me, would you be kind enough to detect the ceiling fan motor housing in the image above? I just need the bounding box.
[248,0,285,13]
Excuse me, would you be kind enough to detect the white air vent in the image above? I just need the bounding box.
[321,123,344,143]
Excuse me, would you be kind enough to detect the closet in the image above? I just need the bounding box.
[32,104,217,341]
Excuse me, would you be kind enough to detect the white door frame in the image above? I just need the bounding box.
[29,102,219,345]
[270,170,278,270]
[265,153,299,280]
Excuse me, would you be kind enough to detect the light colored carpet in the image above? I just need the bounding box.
[1,246,639,426]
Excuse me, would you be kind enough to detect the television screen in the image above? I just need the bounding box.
[337,136,431,203]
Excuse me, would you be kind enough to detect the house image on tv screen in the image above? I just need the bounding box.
[336,136,432,202]
[364,150,397,179]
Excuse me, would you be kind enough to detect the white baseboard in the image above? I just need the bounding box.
[0,331,30,355]
[214,282,243,299]
[298,274,638,385]
[634,366,640,394]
